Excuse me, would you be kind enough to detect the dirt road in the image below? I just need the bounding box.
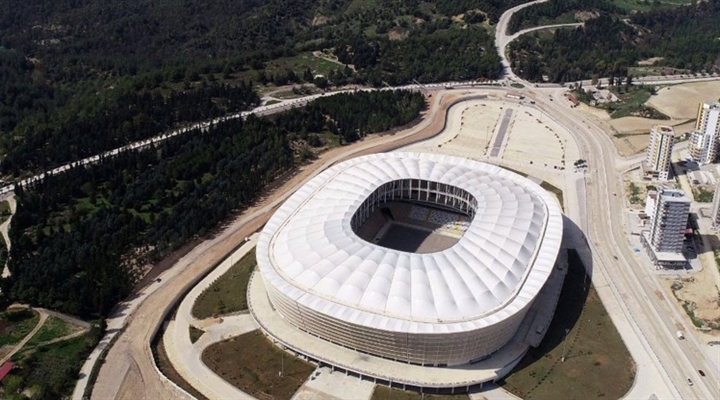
[90,89,492,400]
[1,195,16,278]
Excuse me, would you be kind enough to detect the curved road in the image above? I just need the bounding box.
[86,91,479,400]
[533,88,718,399]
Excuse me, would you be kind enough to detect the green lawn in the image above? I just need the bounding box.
[500,250,635,400]
[25,316,72,347]
[0,200,11,217]
[371,386,468,400]
[202,330,315,400]
[599,87,669,120]
[267,53,344,77]
[0,309,40,347]
[189,326,205,344]
[192,248,256,319]
[611,0,694,12]
[233,52,345,84]
[694,187,714,203]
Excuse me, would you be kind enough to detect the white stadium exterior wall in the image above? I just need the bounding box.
[257,152,562,366]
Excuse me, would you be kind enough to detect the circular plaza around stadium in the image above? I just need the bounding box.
[253,152,563,384]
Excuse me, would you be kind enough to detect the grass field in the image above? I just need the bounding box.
[599,87,669,120]
[25,316,72,347]
[694,187,714,203]
[612,0,694,12]
[192,248,256,319]
[0,309,40,347]
[202,330,315,400]
[371,386,468,400]
[500,250,635,400]
[189,326,205,344]
[0,200,10,217]
[235,52,345,85]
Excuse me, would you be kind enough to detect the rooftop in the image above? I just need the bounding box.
[258,152,563,332]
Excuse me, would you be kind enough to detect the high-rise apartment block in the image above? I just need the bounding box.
[643,125,675,181]
[641,188,690,269]
[689,102,720,165]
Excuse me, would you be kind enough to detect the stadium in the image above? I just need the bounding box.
[256,152,563,368]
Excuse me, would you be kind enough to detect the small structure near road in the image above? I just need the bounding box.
[0,361,14,383]
[506,90,524,100]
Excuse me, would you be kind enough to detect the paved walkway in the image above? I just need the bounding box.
[1,195,16,278]
[291,366,375,400]
[163,235,260,400]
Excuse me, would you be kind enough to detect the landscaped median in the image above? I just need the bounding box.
[192,249,256,320]
[202,330,314,400]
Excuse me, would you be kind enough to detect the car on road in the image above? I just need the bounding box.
[698,370,705,377]
[687,378,693,386]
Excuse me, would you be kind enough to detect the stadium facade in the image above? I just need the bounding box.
[256,152,563,368]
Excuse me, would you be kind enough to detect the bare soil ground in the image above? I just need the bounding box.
[575,81,717,156]
[646,81,720,120]
[661,275,720,331]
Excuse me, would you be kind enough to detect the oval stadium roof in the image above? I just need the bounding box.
[257,152,563,333]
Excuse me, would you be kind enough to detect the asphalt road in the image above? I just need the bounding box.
[532,88,718,399]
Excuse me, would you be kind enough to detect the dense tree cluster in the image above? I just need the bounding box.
[629,0,720,72]
[509,0,720,82]
[334,26,502,85]
[427,0,529,24]
[0,0,526,178]
[311,90,425,142]
[0,0,320,80]
[510,16,637,82]
[507,0,621,34]
[1,81,258,175]
[0,90,423,318]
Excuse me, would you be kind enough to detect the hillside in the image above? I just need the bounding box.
[508,0,720,82]
[0,0,529,176]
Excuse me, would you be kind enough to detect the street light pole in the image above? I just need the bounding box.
[280,352,284,377]
[561,328,570,362]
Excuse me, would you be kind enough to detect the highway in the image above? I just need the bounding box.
[491,2,719,397]
[531,89,719,399]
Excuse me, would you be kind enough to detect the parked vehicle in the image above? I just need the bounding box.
[676,331,685,340]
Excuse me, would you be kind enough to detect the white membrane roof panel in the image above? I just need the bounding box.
[258,153,562,333]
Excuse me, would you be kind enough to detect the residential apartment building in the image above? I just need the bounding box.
[689,102,720,165]
[643,125,675,181]
[642,188,690,268]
